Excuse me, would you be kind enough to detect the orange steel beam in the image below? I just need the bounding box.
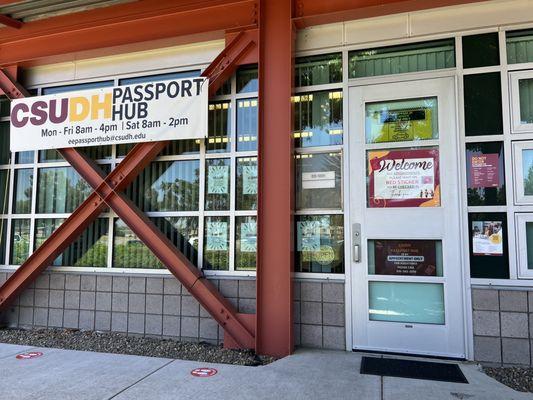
[0,31,258,348]
[0,14,22,29]
[0,0,258,66]
[256,0,294,358]
[293,0,491,28]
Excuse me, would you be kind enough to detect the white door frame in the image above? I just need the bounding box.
[342,73,470,358]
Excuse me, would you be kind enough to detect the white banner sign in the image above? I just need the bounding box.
[10,77,209,152]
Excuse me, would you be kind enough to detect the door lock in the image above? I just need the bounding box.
[352,223,361,263]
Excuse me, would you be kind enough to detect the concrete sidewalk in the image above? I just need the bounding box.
[0,343,530,400]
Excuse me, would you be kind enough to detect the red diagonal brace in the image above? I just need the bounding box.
[0,30,258,349]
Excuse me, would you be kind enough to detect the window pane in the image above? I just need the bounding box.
[507,29,533,64]
[0,122,11,165]
[35,218,108,268]
[367,147,440,208]
[368,240,443,276]
[215,78,231,96]
[13,168,32,214]
[349,40,455,78]
[464,73,503,136]
[462,33,500,68]
[203,216,229,270]
[205,158,230,211]
[295,53,342,86]
[118,70,200,86]
[43,81,114,95]
[152,216,198,266]
[295,214,344,273]
[523,149,533,196]
[16,152,34,164]
[519,78,533,124]
[113,219,163,269]
[296,152,342,210]
[237,98,258,151]
[365,97,438,144]
[0,169,9,214]
[10,219,30,264]
[469,212,509,279]
[237,65,258,93]
[236,216,256,271]
[466,142,505,206]
[293,91,343,148]
[37,167,92,213]
[526,222,533,270]
[207,101,231,153]
[0,98,10,118]
[38,149,63,163]
[369,282,445,325]
[0,219,6,264]
[236,157,258,210]
[117,140,200,158]
[126,160,200,212]
[113,217,198,269]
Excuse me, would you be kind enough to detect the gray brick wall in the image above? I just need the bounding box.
[0,271,345,351]
[0,271,256,345]
[472,287,533,366]
[293,281,346,350]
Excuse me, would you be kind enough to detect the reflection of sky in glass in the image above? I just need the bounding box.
[523,149,533,178]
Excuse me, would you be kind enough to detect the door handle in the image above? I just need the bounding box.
[353,244,360,263]
[353,223,361,263]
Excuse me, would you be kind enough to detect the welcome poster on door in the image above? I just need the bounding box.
[367,148,440,208]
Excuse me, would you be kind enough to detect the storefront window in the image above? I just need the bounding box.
[295,53,342,86]
[126,160,200,212]
[37,167,93,213]
[237,65,258,93]
[35,218,108,268]
[293,91,343,148]
[203,216,230,270]
[507,29,533,64]
[10,219,30,264]
[295,214,344,273]
[207,101,231,153]
[113,219,163,269]
[349,39,455,79]
[462,33,500,68]
[295,152,342,210]
[205,158,231,211]
[235,216,257,271]
[468,213,509,279]
[365,97,438,144]
[466,142,506,206]
[236,157,257,210]
[237,98,258,151]
[463,73,503,136]
[13,168,32,214]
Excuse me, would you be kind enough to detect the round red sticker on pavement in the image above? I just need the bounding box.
[191,367,217,377]
[16,351,43,360]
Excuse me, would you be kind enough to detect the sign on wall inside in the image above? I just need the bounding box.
[471,220,503,256]
[367,148,440,208]
[373,239,437,276]
[10,78,208,152]
[469,153,500,188]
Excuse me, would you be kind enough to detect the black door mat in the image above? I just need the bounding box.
[360,356,468,383]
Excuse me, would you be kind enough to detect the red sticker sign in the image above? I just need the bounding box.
[191,367,217,377]
[16,351,43,360]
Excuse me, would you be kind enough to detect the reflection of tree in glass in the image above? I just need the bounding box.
[524,164,533,195]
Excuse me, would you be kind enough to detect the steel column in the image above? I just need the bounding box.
[256,0,294,357]
[0,30,258,349]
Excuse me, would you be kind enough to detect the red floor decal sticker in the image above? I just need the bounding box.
[191,367,218,377]
[16,351,43,360]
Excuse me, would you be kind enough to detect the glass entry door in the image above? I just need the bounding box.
[349,77,466,357]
